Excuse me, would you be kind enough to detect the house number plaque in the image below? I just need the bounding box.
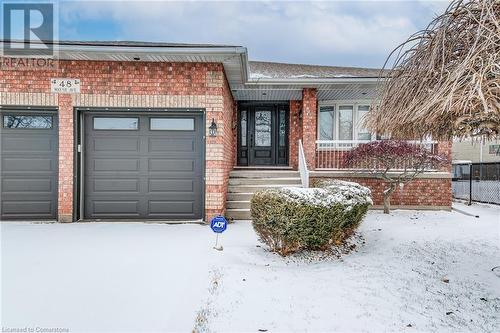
[51,78,81,93]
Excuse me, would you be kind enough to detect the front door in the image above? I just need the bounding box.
[237,104,288,166]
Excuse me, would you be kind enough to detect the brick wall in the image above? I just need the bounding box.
[57,94,74,222]
[205,72,236,220]
[289,100,302,169]
[0,60,235,222]
[310,175,452,208]
[301,88,317,169]
[437,141,453,172]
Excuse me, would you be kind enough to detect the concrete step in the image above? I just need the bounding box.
[225,208,251,220]
[229,177,301,186]
[233,166,293,170]
[228,184,299,193]
[226,200,251,209]
[229,170,299,178]
[226,168,302,221]
[227,192,254,201]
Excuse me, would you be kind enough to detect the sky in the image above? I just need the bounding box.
[53,0,450,68]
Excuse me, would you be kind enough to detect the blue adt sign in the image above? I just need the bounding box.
[210,215,227,233]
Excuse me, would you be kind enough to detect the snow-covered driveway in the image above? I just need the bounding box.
[1,203,499,332]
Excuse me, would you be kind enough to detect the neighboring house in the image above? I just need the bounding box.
[0,41,452,222]
[452,139,500,164]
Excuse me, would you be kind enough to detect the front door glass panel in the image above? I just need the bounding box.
[254,110,271,147]
[241,110,247,146]
[279,109,286,147]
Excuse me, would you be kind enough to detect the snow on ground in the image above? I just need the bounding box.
[1,203,499,332]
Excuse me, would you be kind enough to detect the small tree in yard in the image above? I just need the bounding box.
[344,140,448,214]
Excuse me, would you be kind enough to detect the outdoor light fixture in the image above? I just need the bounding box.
[209,118,218,137]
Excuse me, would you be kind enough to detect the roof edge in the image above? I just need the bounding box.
[0,40,387,86]
[0,41,248,55]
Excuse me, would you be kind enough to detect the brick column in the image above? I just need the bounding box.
[436,140,452,207]
[204,70,236,222]
[301,88,317,170]
[436,140,453,172]
[57,94,74,222]
[289,100,302,169]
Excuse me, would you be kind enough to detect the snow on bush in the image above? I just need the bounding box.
[250,181,372,256]
[313,179,373,209]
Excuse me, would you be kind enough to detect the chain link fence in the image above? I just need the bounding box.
[452,162,500,205]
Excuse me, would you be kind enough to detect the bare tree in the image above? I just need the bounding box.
[366,0,500,141]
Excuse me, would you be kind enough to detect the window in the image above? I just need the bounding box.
[318,103,374,141]
[3,115,52,129]
[240,111,247,146]
[357,105,371,140]
[489,144,500,155]
[254,110,272,147]
[93,117,138,130]
[279,109,286,147]
[338,106,353,140]
[150,118,194,131]
[319,106,335,140]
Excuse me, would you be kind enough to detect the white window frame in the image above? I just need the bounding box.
[317,100,375,141]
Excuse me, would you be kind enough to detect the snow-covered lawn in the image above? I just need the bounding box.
[1,203,499,332]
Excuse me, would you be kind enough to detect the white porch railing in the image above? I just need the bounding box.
[298,139,309,188]
[316,139,438,170]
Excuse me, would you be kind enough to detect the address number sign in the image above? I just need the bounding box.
[50,78,81,93]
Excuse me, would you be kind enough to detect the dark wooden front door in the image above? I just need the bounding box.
[237,103,288,166]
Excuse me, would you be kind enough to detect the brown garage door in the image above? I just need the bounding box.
[83,112,204,220]
[0,110,58,220]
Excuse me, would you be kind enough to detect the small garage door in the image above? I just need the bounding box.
[84,112,204,220]
[0,111,58,220]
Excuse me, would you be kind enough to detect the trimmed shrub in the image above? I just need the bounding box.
[251,180,372,256]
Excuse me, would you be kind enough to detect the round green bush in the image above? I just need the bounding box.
[250,180,372,256]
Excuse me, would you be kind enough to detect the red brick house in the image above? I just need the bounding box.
[0,41,452,222]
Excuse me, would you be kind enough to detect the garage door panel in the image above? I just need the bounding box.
[148,158,194,172]
[84,113,203,220]
[148,179,194,192]
[2,178,53,192]
[93,178,140,192]
[149,201,194,215]
[2,200,53,216]
[92,137,140,152]
[148,138,195,152]
[91,200,140,216]
[3,157,54,172]
[93,158,140,172]
[2,136,55,152]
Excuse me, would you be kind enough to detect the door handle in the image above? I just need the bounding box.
[250,133,254,146]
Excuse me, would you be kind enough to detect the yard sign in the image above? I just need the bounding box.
[210,215,227,233]
[210,215,227,251]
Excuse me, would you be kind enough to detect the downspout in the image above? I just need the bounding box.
[479,137,483,163]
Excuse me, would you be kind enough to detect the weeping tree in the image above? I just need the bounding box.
[345,140,449,214]
[366,0,499,140]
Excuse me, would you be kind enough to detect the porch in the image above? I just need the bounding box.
[314,139,440,170]
[231,84,452,213]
